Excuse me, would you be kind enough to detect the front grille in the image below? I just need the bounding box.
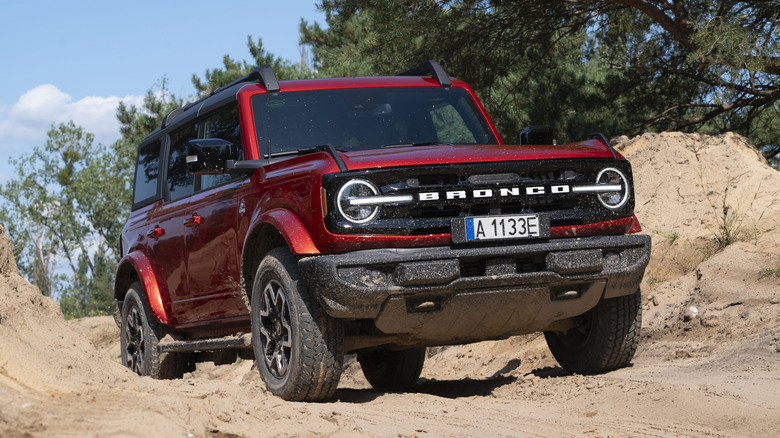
[411,205,462,218]
[408,174,459,187]
[323,158,634,236]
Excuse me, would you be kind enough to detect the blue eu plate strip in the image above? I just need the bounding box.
[466,218,475,240]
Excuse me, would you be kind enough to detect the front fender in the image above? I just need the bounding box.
[255,208,320,255]
[114,251,173,325]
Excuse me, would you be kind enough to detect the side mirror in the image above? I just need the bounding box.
[187,138,237,174]
[519,125,555,145]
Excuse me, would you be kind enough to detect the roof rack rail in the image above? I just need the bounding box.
[397,60,451,87]
[162,107,183,128]
[160,65,280,129]
[215,64,280,94]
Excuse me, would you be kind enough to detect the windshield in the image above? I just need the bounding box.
[251,87,497,156]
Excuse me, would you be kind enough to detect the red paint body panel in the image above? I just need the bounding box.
[339,141,613,171]
[179,180,248,324]
[146,198,189,320]
[120,251,173,325]
[257,209,321,254]
[628,213,643,233]
[551,216,636,238]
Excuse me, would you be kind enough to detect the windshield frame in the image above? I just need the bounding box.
[250,86,499,160]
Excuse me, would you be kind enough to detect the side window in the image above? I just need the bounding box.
[201,105,244,190]
[167,124,197,201]
[133,139,161,206]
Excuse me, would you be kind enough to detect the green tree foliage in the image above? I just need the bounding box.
[302,1,779,162]
[0,37,297,317]
[0,80,181,318]
[192,37,315,96]
[1,123,119,315]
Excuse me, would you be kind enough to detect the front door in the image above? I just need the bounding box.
[179,104,250,324]
[182,181,248,323]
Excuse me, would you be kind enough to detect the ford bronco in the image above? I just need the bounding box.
[115,60,650,401]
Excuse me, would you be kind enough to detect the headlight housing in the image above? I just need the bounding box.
[337,179,380,223]
[596,167,629,209]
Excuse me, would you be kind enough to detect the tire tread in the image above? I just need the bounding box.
[545,289,642,375]
[122,283,189,380]
[253,248,344,401]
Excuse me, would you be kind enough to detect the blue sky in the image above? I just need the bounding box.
[0,0,325,183]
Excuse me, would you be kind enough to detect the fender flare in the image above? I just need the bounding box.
[114,251,173,325]
[253,208,320,255]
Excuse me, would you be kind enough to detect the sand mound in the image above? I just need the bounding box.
[0,226,18,277]
[0,225,129,396]
[613,131,780,281]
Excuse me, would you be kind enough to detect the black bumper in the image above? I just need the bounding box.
[298,234,650,342]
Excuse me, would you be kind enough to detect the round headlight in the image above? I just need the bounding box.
[596,167,629,209]
[337,179,380,223]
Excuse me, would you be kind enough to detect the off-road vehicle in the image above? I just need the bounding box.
[115,61,650,401]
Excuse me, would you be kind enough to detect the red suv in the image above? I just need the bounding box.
[115,61,650,401]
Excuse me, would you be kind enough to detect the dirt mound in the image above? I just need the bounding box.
[0,226,128,396]
[0,225,18,277]
[1,132,779,437]
[613,131,780,281]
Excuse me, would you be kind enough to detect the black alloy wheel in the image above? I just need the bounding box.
[123,303,147,374]
[120,282,193,379]
[251,248,345,401]
[258,279,293,379]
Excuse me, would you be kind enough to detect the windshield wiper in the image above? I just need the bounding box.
[265,144,348,172]
[265,144,346,158]
[380,141,452,149]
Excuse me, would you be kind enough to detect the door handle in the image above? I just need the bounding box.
[147,226,165,240]
[184,213,204,228]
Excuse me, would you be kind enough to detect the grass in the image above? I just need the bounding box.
[654,229,680,243]
[710,176,747,250]
[645,276,659,289]
[698,171,769,253]
[758,268,780,279]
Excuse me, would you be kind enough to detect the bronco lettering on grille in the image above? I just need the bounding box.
[417,185,571,201]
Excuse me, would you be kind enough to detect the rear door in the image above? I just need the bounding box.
[146,123,198,323]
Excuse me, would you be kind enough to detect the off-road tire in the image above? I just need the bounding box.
[357,347,426,390]
[544,289,642,375]
[120,282,192,379]
[251,248,344,401]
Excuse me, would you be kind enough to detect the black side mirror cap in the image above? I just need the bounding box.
[187,138,237,175]
[519,125,555,145]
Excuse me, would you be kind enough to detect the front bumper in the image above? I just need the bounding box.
[298,234,650,342]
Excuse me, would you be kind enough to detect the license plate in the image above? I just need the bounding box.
[465,214,546,241]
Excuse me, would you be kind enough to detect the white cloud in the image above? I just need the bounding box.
[0,84,145,149]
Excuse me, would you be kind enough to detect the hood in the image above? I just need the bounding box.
[339,140,618,171]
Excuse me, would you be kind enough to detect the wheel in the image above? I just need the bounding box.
[120,282,192,379]
[251,248,344,401]
[357,347,426,390]
[544,288,642,375]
